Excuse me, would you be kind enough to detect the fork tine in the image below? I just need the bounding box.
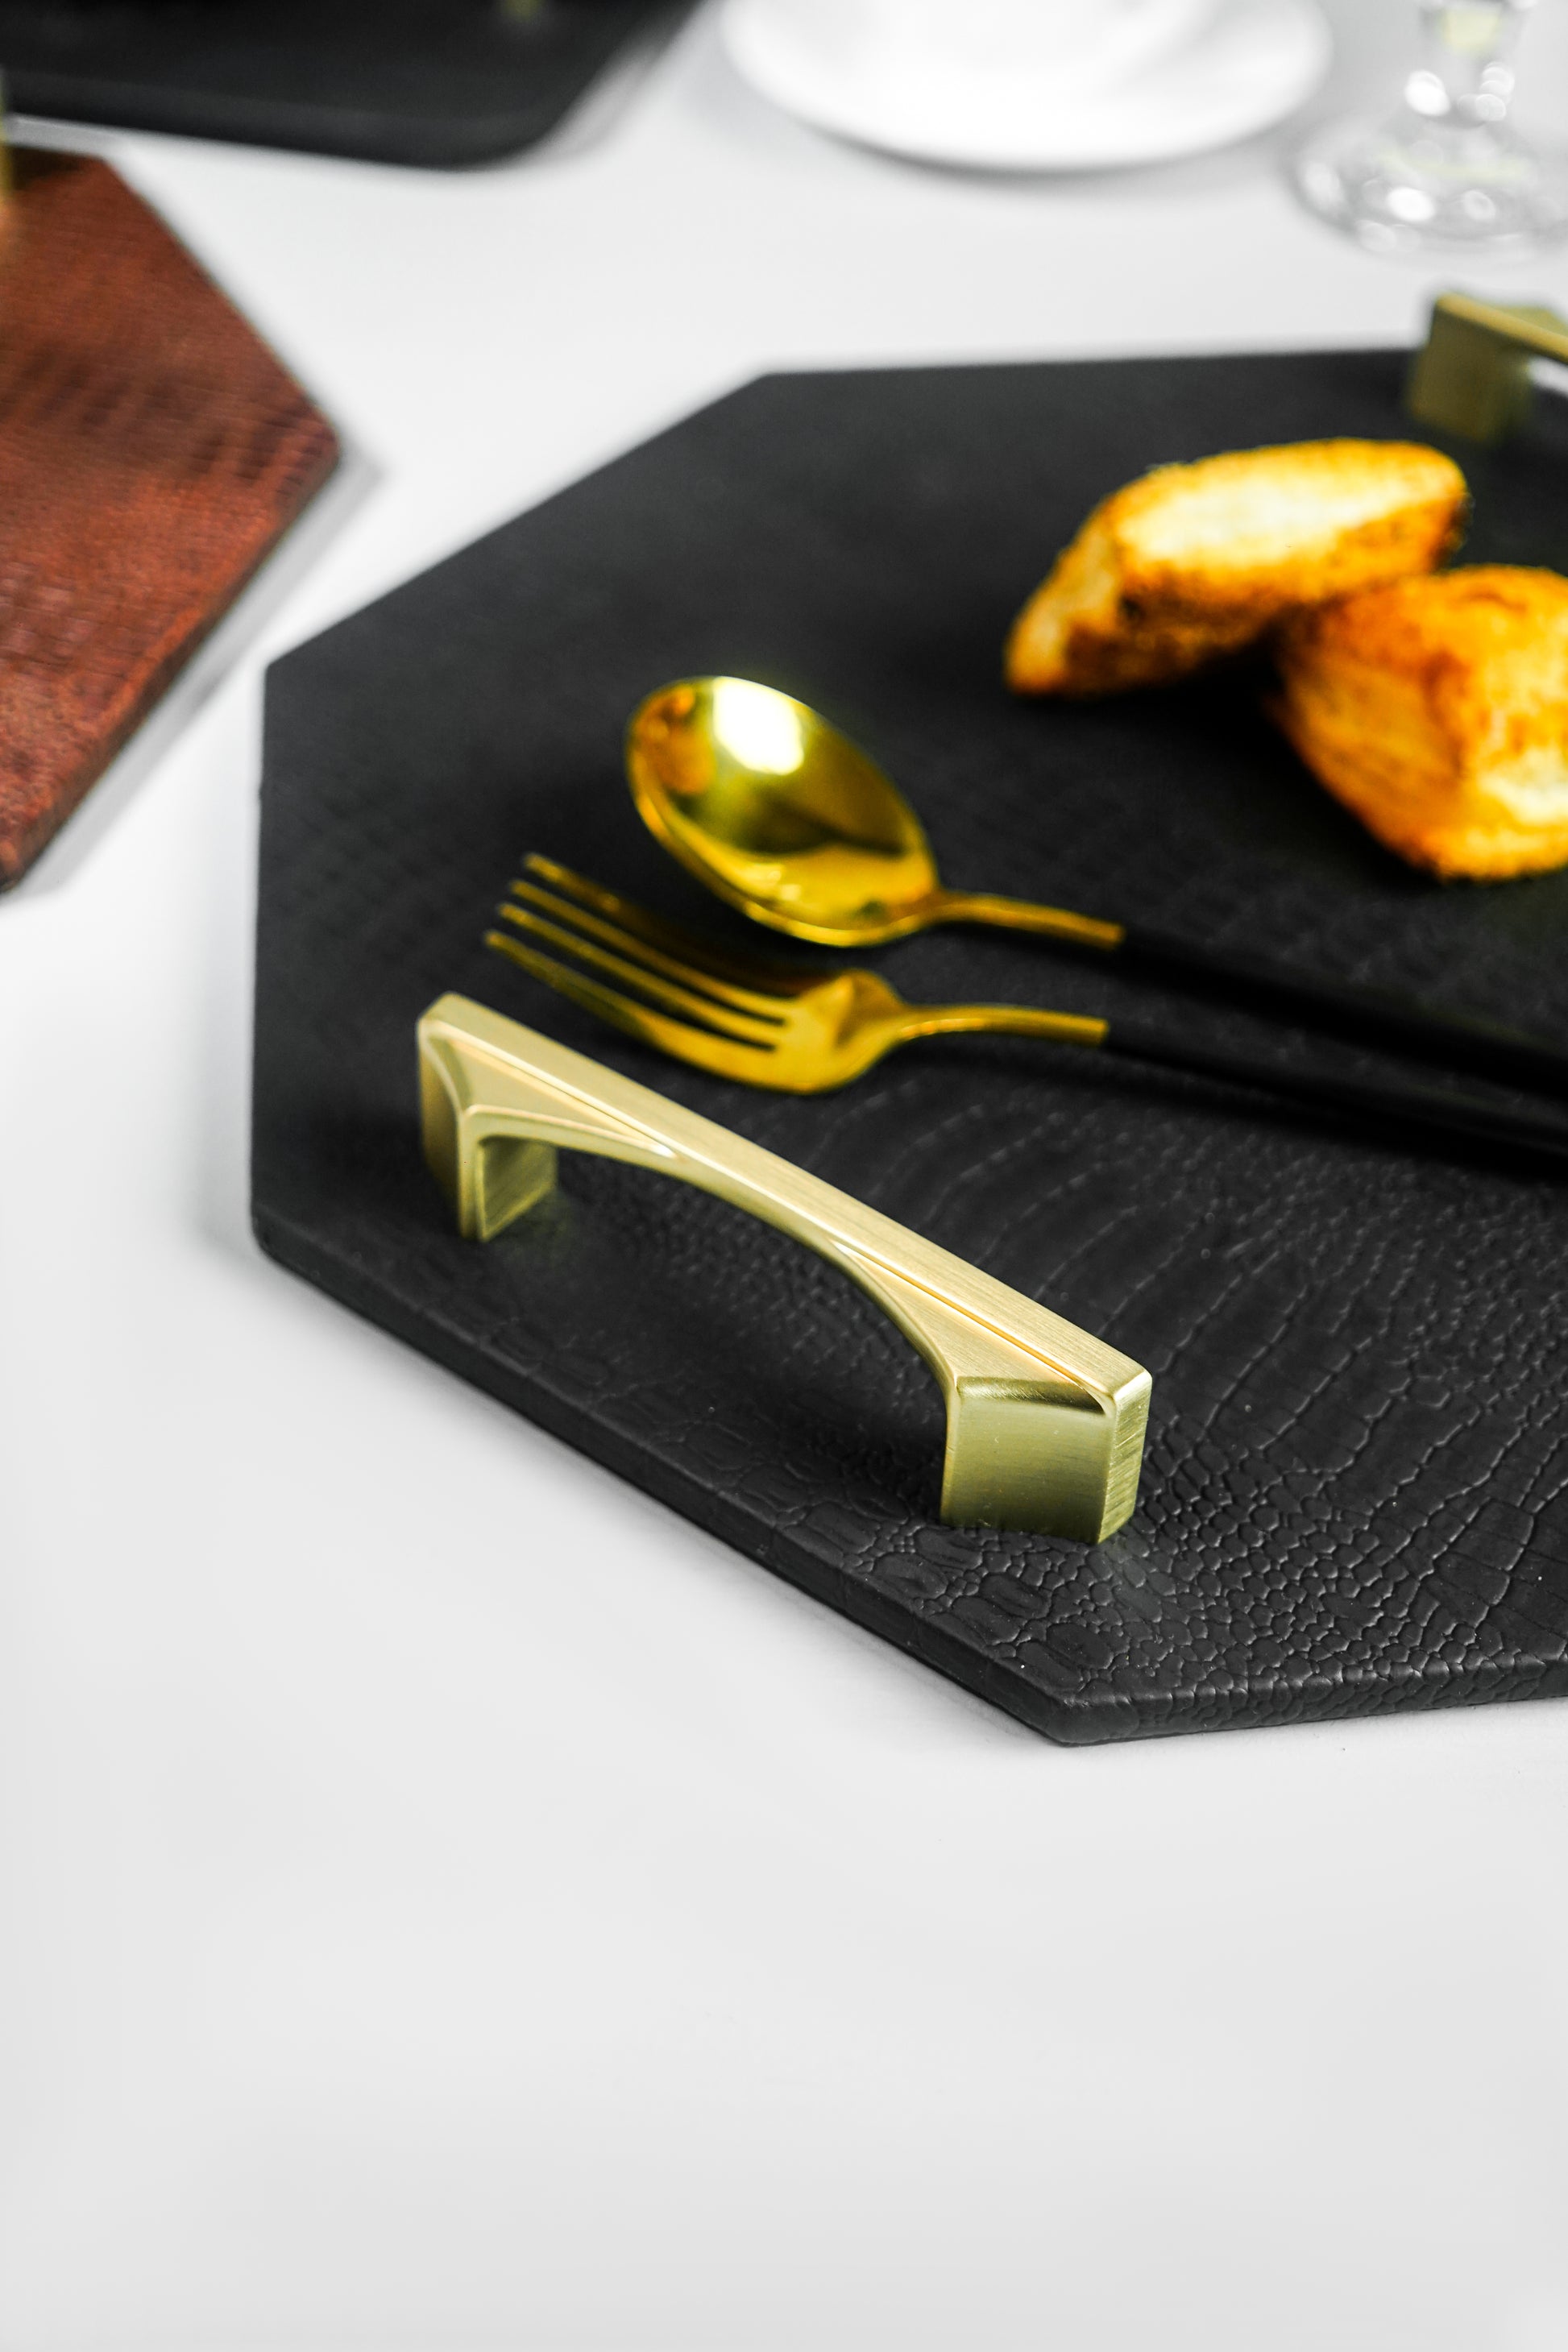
[496,902,779,1044]
[486,931,770,1076]
[509,875,794,1021]
[521,855,823,1003]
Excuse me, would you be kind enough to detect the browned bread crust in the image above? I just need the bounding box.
[1272,565,1568,881]
[1006,439,1467,698]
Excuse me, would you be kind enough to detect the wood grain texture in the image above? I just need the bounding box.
[0,151,338,885]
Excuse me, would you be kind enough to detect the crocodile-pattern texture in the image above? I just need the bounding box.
[253,351,1568,1743]
[0,151,338,886]
[0,1,681,168]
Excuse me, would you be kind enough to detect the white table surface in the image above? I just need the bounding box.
[6,7,1568,2346]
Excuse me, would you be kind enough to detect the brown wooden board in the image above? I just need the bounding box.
[253,351,1568,1742]
[0,151,338,886]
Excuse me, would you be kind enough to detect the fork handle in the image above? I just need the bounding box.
[1117,924,1568,1104]
[901,1003,1111,1049]
[941,890,1568,1103]
[910,1002,1568,1167]
[1104,1020,1568,1172]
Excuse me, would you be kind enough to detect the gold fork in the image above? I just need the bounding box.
[488,854,1105,1092]
[487,857,1568,1166]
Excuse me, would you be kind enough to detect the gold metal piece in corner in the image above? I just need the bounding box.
[417,993,1151,1542]
[1408,291,1568,444]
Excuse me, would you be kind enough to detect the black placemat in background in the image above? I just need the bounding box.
[254,351,1568,1741]
[2,0,680,167]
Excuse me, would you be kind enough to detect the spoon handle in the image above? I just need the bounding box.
[938,890,1126,950]
[940,891,1568,1104]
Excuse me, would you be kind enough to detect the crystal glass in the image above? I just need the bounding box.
[1294,0,1568,255]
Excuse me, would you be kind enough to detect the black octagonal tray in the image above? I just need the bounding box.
[253,350,1568,1743]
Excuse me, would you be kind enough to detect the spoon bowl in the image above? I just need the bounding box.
[625,675,948,945]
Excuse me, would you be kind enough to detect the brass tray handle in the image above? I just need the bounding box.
[418,994,1151,1542]
[1408,291,1568,445]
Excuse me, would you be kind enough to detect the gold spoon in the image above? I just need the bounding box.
[624,674,1568,1101]
[626,674,1117,952]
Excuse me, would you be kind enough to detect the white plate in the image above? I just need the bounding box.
[720,0,1332,172]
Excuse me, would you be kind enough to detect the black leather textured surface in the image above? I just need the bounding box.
[1,1,674,168]
[254,351,1568,1742]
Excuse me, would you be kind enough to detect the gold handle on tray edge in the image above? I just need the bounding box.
[1408,290,1568,444]
[417,993,1149,1542]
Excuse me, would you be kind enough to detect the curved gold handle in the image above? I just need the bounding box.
[418,994,1150,1541]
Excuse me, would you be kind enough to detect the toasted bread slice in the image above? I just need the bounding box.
[1273,566,1568,881]
[1006,440,1467,697]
